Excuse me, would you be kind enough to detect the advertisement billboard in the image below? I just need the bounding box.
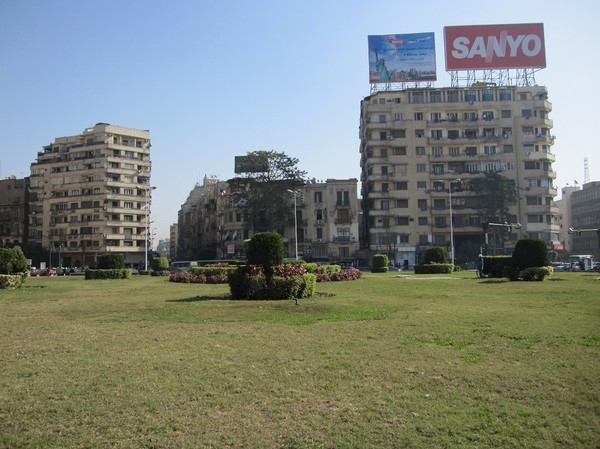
[368,33,437,83]
[444,23,546,70]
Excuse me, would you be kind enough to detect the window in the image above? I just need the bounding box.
[336,191,350,206]
[412,91,424,103]
[414,112,424,121]
[448,130,459,140]
[316,228,323,239]
[415,146,426,156]
[380,148,388,158]
[396,199,408,208]
[395,181,408,190]
[449,147,460,157]
[430,91,442,103]
[418,217,428,225]
[447,90,459,102]
[418,199,427,209]
[433,199,446,209]
[484,145,497,155]
[416,164,427,173]
[503,144,513,153]
[415,129,425,138]
[522,109,533,118]
[417,181,427,190]
[396,216,409,225]
[314,191,323,203]
[499,90,512,101]
[393,146,407,156]
[431,130,443,140]
[381,166,388,175]
[432,147,443,157]
[379,114,387,123]
[431,112,442,122]
[432,164,444,175]
[391,129,406,138]
[381,200,389,210]
[393,113,403,121]
[381,183,389,193]
[501,109,512,118]
[316,209,323,221]
[482,111,494,120]
[527,196,541,205]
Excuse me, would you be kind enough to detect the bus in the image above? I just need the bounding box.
[168,260,198,272]
[568,255,594,271]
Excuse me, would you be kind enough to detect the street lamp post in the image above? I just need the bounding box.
[436,178,460,264]
[287,189,301,260]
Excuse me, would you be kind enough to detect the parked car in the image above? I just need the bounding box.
[37,268,57,276]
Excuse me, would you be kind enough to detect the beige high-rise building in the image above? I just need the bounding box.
[359,84,559,266]
[28,123,152,268]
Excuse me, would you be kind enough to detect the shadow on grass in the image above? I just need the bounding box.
[167,291,336,303]
[167,295,231,302]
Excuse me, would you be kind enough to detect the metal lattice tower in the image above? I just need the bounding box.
[584,157,590,184]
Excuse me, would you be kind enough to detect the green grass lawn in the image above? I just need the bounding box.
[1,271,599,449]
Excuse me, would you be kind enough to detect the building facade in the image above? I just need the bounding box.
[0,176,29,247]
[176,177,361,263]
[359,84,559,266]
[570,181,600,257]
[554,185,580,255]
[28,123,152,268]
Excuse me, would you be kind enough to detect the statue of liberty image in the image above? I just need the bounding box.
[375,49,395,82]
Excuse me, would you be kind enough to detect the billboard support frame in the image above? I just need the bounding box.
[448,68,539,87]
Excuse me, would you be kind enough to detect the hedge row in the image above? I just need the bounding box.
[414,264,454,274]
[85,269,132,279]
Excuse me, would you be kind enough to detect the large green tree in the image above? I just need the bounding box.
[227,150,306,233]
[469,172,517,223]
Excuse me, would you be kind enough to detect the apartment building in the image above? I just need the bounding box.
[570,181,600,257]
[28,123,152,268]
[0,176,29,246]
[359,84,559,266]
[177,177,361,263]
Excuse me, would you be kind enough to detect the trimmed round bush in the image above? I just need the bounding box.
[371,254,389,273]
[423,246,448,264]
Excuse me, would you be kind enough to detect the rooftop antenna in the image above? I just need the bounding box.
[584,157,590,184]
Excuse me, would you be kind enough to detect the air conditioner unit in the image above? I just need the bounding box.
[316,220,323,224]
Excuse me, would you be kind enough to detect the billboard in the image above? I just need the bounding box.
[234,156,269,174]
[444,23,546,70]
[368,33,436,83]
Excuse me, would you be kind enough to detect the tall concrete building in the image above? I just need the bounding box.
[0,176,29,246]
[570,181,600,257]
[28,123,152,268]
[359,84,559,266]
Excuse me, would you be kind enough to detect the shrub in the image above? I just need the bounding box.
[414,263,454,274]
[331,268,363,281]
[519,266,552,281]
[246,232,284,280]
[0,274,27,289]
[313,264,341,276]
[85,269,131,279]
[228,265,316,300]
[191,266,236,283]
[151,257,169,271]
[0,247,28,275]
[170,271,207,283]
[423,246,448,264]
[512,238,550,271]
[371,254,389,273]
[96,253,125,269]
[484,256,512,278]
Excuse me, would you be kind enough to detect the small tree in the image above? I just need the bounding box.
[246,232,284,281]
[97,253,125,269]
[371,254,389,273]
[512,238,550,271]
[423,246,448,264]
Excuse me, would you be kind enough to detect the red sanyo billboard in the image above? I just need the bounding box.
[444,23,546,70]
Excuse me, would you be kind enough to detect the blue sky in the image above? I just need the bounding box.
[1,0,597,242]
